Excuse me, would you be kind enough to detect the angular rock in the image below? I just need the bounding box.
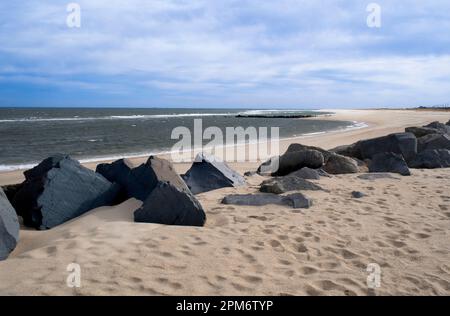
[288,167,322,180]
[97,156,189,201]
[368,152,411,176]
[147,156,190,192]
[424,121,450,134]
[96,158,134,187]
[24,154,66,180]
[13,155,119,229]
[409,149,450,169]
[355,133,417,162]
[0,188,19,261]
[96,158,135,203]
[351,191,366,199]
[405,126,442,138]
[289,193,314,209]
[134,182,206,227]
[447,120,450,126]
[258,150,324,176]
[182,153,245,195]
[417,134,450,152]
[260,176,323,194]
[222,193,312,209]
[323,153,359,175]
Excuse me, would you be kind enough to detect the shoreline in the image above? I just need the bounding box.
[1,109,449,186]
[0,113,364,174]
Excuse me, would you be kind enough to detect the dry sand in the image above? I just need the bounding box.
[0,109,449,295]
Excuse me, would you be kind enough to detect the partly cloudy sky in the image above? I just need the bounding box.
[0,0,450,108]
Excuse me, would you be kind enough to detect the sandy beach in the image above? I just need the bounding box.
[0,109,449,296]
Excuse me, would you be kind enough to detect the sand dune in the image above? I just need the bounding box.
[0,109,449,296]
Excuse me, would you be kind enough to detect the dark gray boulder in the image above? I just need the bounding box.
[260,176,323,194]
[97,156,189,201]
[446,120,450,126]
[0,188,19,261]
[417,134,450,152]
[368,152,411,176]
[409,149,450,169]
[323,153,359,175]
[258,150,324,176]
[13,155,119,229]
[424,121,450,134]
[222,193,312,209]
[134,182,206,227]
[182,153,245,195]
[96,159,135,203]
[288,167,322,180]
[351,191,366,199]
[405,126,442,138]
[96,158,134,187]
[289,193,314,209]
[355,133,417,162]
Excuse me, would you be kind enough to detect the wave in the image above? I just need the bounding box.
[0,110,325,123]
[0,113,237,123]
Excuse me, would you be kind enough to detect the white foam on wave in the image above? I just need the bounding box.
[0,163,39,172]
[0,109,328,123]
[0,113,237,123]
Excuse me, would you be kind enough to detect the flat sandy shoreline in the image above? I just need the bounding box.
[0,109,449,296]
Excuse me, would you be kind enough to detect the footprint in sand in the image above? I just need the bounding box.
[299,266,318,275]
[414,233,431,239]
[269,240,285,252]
[296,243,308,253]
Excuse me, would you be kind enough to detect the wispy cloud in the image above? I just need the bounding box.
[0,0,449,108]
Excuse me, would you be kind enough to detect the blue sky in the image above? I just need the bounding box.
[0,0,450,108]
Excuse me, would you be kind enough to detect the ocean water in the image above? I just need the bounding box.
[0,108,362,171]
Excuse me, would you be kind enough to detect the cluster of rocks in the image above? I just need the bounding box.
[96,155,207,228]
[258,143,360,177]
[221,165,325,210]
[0,152,249,260]
[256,120,449,181]
[333,120,450,171]
[222,120,450,211]
[225,143,359,209]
